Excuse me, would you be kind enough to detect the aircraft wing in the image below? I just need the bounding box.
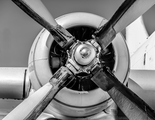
[127,16,155,110]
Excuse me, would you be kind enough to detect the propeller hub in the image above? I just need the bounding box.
[74,44,96,65]
[80,47,91,58]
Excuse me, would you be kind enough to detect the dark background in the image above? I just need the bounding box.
[0,0,154,67]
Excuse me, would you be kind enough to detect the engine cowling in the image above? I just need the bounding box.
[28,12,129,119]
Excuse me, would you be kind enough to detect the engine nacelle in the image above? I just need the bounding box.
[0,67,30,99]
[28,12,129,119]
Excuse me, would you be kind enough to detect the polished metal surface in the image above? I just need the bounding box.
[74,43,96,65]
[0,68,30,99]
[66,40,100,74]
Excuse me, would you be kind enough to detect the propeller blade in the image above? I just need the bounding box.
[94,0,155,50]
[91,66,155,120]
[12,0,75,49]
[3,66,73,120]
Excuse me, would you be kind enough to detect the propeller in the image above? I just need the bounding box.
[12,0,75,49]
[6,0,155,119]
[2,66,74,120]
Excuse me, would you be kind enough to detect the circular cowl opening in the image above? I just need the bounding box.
[28,12,129,118]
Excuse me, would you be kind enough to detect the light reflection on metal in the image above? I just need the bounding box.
[0,68,30,100]
[74,44,96,65]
